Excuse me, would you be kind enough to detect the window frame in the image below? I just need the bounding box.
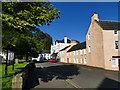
[84,49,86,54]
[84,57,87,64]
[67,53,68,56]
[80,58,83,64]
[88,33,90,40]
[76,51,78,55]
[88,46,91,53]
[114,30,118,35]
[74,58,76,63]
[80,50,82,55]
[74,51,75,55]
[115,40,119,49]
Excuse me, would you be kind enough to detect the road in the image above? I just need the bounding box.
[23,62,120,89]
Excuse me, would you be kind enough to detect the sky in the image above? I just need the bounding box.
[38,2,118,43]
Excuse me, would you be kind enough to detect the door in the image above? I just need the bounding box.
[67,58,69,63]
[118,59,120,71]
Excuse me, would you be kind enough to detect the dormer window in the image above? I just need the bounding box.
[114,30,118,35]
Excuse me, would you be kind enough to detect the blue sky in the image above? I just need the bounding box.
[38,2,118,43]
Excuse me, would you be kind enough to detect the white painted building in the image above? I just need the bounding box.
[0,51,6,59]
[0,50,14,61]
[32,50,51,61]
[50,35,71,59]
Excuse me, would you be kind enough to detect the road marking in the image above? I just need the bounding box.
[39,63,84,89]
[39,64,43,68]
[66,79,84,90]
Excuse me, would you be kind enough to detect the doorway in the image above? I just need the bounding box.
[67,58,69,63]
[118,59,120,71]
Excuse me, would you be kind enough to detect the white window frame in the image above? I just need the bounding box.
[74,58,76,63]
[76,58,78,63]
[61,58,62,62]
[114,30,118,35]
[80,50,82,55]
[70,52,71,56]
[80,58,83,64]
[74,51,75,55]
[69,58,71,62]
[88,33,90,40]
[84,49,86,54]
[84,58,87,64]
[76,51,78,55]
[115,40,119,49]
[63,58,64,62]
[67,53,68,56]
[112,58,118,67]
[88,46,91,53]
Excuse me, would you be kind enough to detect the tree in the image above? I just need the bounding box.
[2,2,60,33]
[2,2,59,75]
[2,2,60,53]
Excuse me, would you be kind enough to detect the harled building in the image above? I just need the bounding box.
[59,13,120,71]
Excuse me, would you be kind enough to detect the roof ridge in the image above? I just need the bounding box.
[99,20,120,22]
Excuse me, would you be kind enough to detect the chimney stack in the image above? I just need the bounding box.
[91,12,99,21]
[70,40,77,46]
[64,35,67,44]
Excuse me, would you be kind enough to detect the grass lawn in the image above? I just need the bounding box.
[2,62,28,89]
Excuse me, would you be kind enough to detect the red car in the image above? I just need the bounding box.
[48,59,57,62]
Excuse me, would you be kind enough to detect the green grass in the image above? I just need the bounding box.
[2,63,28,89]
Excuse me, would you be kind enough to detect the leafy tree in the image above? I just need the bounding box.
[2,2,59,55]
[2,2,60,33]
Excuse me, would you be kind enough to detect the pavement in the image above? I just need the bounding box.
[23,62,120,89]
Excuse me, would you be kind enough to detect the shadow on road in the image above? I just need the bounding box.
[97,77,120,89]
[22,64,80,89]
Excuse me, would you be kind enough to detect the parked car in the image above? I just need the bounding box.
[48,59,57,62]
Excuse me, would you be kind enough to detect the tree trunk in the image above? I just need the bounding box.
[12,59,14,71]
[26,55,28,62]
[5,50,8,75]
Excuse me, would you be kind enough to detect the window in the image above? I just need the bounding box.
[67,53,68,56]
[114,30,118,35]
[88,33,90,40]
[61,58,62,62]
[84,49,86,54]
[115,41,119,49]
[74,51,75,55]
[74,58,76,63]
[60,52,61,55]
[80,50,82,54]
[112,58,118,67]
[69,58,71,62]
[80,58,83,64]
[76,51,78,55]
[70,52,71,56]
[62,51,64,54]
[84,58,87,64]
[76,58,78,63]
[63,58,64,62]
[88,46,91,52]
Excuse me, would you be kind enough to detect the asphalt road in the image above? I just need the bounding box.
[23,62,120,89]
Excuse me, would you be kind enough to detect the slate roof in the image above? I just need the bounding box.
[3,44,15,51]
[67,41,86,52]
[55,39,80,44]
[60,45,71,51]
[55,39,71,43]
[95,20,120,30]
[51,52,58,56]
